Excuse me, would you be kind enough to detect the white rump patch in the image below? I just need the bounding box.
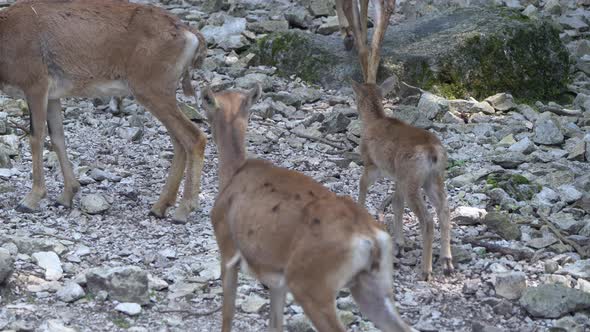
[86,81,130,97]
[177,31,200,75]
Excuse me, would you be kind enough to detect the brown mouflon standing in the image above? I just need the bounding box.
[0,0,207,223]
[352,77,453,281]
[203,84,415,332]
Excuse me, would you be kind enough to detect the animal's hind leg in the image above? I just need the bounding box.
[132,89,206,223]
[424,174,453,275]
[358,164,380,206]
[390,188,406,257]
[16,87,49,213]
[405,187,434,281]
[351,273,413,332]
[149,135,186,218]
[269,287,287,332]
[47,99,80,208]
[336,0,354,50]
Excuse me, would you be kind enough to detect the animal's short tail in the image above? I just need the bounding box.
[181,29,207,99]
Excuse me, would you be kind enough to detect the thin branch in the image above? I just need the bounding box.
[8,119,30,140]
[291,130,350,150]
[157,305,222,319]
[257,120,352,151]
[463,238,533,261]
[537,213,588,258]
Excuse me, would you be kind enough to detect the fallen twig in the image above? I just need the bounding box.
[30,231,79,243]
[8,119,30,140]
[463,238,533,261]
[257,120,351,152]
[537,213,588,259]
[291,130,349,150]
[157,305,222,319]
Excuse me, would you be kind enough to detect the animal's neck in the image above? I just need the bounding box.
[217,129,247,190]
[360,102,386,123]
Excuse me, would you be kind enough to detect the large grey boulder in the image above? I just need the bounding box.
[253,7,570,101]
[86,266,149,304]
[520,284,590,318]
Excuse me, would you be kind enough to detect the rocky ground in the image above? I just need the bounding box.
[1,0,590,331]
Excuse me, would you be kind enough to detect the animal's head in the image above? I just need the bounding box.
[351,76,398,119]
[201,83,262,145]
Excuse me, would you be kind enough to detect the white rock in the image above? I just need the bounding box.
[557,184,583,203]
[32,251,63,281]
[38,319,77,332]
[56,282,85,303]
[80,194,110,214]
[494,272,527,300]
[115,302,142,316]
[240,293,266,313]
[148,274,169,291]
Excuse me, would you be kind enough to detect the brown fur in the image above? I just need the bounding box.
[335,0,396,83]
[0,0,207,223]
[352,80,454,281]
[203,85,414,332]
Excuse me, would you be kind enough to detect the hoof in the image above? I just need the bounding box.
[54,198,73,209]
[442,258,455,276]
[170,216,188,225]
[421,271,433,282]
[15,203,36,213]
[344,35,354,51]
[149,209,166,219]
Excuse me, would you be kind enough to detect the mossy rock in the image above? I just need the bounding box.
[486,173,540,201]
[252,7,570,102]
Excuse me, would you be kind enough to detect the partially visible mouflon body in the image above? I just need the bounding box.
[352,79,453,282]
[203,85,415,332]
[0,0,207,223]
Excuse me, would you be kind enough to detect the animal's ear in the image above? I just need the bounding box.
[351,79,363,95]
[201,85,218,116]
[241,83,262,117]
[248,83,262,106]
[379,75,399,97]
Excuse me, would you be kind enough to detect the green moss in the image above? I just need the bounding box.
[485,173,539,201]
[112,318,131,329]
[511,174,530,185]
[253,32,330,83]
[420,13,570,102]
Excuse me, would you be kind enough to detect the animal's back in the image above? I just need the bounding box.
[0,0,196,95]
[365,116,446,177]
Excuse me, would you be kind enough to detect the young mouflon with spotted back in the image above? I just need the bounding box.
[0,0,207,223]
[352,77,453,281]
[203,84,415,332]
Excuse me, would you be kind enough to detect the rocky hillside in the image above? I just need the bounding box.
[1,0,590,331]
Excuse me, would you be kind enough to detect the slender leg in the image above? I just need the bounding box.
[390,188,406,257]
[290,290,345,332]
[351,273,413,332]
[358,164,380,206]
[211,208,239,332]
[405,187,434,281]
[173,123,206,223]
[336,0,354,50]
[16,88,49,212]
[133,90,207,223]
[269,287,287,332]
[360,0,369,46]
[349,0,370,80]
[149,136,186,218]
[424,174,454,275]
[46,99,80,208]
